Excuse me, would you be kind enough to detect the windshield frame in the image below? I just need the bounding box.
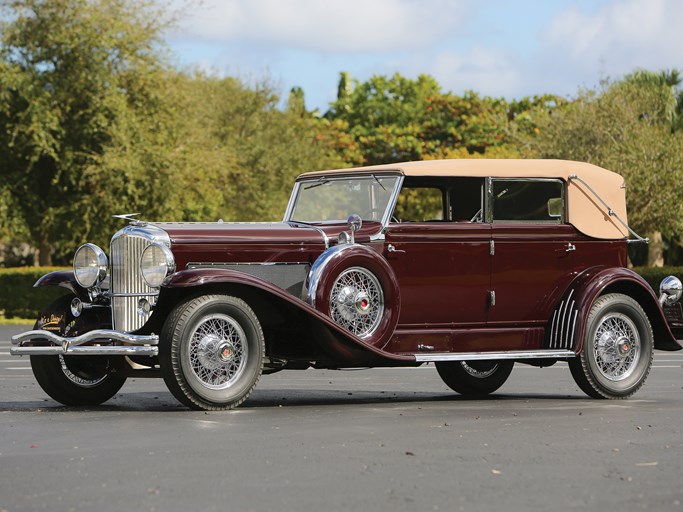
[283,172,404,231]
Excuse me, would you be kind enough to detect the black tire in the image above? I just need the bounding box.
[569,293,653,399]
[29,294,126,406]
[435,360,514,396]
[31,354,127,406]
[160,294,265,411]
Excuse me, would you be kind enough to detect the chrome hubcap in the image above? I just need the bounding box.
[593,313,640,381]
[187,314,247,389]
[330,267,383,338]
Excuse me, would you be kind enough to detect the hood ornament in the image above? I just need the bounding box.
[113,213,145,226]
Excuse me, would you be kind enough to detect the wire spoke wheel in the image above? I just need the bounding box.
[29,294,127,406]
[161,294,264,411]
[186,314,247,390]
[592,313,640,381]
[59,354,112,388]
[436,360,514,396]
[569,293,653,399]
[329,267,384,338]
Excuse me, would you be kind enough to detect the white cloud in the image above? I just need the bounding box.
[542,0,683,75]
[174,0,469,53]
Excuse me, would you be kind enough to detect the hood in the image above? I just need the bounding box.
[151,221,328,245]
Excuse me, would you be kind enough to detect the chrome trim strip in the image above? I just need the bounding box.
[380,175,404,229]
[415,349,576,362]
[559,289,573,348]
[187,261,309,268]
[569,309,578,349]
[550,307,560,349]
[12,329,159,350]
[106,291,161,298]
[282,181,300,222]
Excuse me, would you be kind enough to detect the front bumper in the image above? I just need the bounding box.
[11,329,159,356]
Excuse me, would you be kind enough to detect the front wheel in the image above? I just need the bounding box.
[160,294,265,410]
[435,360,514,396]
[569,293,653,399]
[31,354,127,406]
[29,293,126,406]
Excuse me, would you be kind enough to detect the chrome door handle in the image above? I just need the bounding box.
[387,244,405,254]
[566,243,576,252]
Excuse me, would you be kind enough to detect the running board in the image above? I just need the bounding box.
[414,349,576,363]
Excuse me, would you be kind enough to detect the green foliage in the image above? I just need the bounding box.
[0,267,69,318]
[632,266,683,294]
[326,73,518,165]
[0,0,176,264]
[526,76,683,242]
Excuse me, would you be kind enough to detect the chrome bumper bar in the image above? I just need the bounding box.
[11,329,159,356]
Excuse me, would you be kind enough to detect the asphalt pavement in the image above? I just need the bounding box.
[2,324,683,512]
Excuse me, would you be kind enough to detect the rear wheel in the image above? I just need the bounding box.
[160,294,264,410]
[436,360,514,396]
[569,293,653,399]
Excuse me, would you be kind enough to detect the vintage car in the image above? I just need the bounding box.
[10,159,683,410]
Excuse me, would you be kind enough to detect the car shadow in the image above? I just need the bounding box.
[0,388,588,412]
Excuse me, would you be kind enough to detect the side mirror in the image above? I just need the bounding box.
[347,214,362,244]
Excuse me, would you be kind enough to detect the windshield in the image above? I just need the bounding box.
[287,175,400,224]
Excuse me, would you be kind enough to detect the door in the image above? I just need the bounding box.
[486,179,575,326]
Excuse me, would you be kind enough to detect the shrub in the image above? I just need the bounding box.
[0,267,70,319]
[632,266,683,294]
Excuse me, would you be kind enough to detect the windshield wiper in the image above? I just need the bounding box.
[371,174,386,191]
[303,177,329,190]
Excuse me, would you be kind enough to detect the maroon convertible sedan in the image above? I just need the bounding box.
[11,159,683,410]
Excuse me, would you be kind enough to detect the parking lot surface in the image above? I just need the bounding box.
[2,324,683,512]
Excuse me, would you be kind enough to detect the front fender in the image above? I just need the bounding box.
[157,268,412,365]
[34,270,90,300]
[550,266,681,353]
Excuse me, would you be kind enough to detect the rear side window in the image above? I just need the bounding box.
[490,179,564,223]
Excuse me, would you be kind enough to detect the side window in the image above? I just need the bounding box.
[491,179,564,223]
[393,187,444,222]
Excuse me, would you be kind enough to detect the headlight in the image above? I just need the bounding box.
[659,276,683,306]
[140,244,175,288]
[73,243,108,288]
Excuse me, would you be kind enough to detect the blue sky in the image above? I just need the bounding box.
[167,0,683,112]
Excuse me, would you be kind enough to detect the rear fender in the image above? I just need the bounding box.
[549,267,681,353]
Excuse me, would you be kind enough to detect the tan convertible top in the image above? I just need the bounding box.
[298,159,629,240]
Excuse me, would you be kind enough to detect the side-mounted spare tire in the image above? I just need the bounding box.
[307,244,400,348]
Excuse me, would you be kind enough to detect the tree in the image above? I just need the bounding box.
[326,72,522,165]
[0,0,177,264]
[527,73,683,266]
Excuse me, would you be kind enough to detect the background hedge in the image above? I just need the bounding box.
[0,267,70,319]
[631,266,683,295]
[1,266,681,320]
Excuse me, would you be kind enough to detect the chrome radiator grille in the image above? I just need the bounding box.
[110,225,168,332]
